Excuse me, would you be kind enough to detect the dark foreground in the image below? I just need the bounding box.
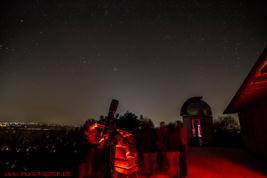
[140,147,267,178]
[2,147,267,178]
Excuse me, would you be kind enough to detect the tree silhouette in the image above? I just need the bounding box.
[214,116,240,132]
[117,111,142,135]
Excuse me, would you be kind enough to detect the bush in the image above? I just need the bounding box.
[214,116,240,133]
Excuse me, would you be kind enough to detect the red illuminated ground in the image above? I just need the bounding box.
[139,147,267,178]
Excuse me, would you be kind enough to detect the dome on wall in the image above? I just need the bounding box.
[180,96,212,117]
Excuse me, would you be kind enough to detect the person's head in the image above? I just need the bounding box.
[160,121,166,128]
[176,120,183,127]
[141,120,151,130]
[167,122,175,133]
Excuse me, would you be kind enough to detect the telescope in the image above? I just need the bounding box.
[101,99,119,136]
[83,99,138,177]
[108,99,119,119]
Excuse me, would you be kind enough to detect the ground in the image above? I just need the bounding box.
[139,147,267,178]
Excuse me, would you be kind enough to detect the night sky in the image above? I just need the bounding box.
[1,0,266,126]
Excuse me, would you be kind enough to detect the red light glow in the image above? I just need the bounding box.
[139,147,267,178]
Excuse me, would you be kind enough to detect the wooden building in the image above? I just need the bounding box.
[224,47,267,159]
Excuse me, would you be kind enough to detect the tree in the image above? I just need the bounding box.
[117,111,142,134]
[214,116,240,132]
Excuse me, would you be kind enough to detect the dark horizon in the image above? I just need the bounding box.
[1,0,266,126]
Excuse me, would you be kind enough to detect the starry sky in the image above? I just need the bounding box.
[0,0,266,126]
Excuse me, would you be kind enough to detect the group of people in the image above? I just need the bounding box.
[136,120,187,178]
[78,118,188,178]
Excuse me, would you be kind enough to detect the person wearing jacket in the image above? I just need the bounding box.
[176,120,188,178]
[137,120,157,176]
[164,123,181,178]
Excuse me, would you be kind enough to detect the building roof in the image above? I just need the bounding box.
[224,47,267,114]
[180,96,212,117]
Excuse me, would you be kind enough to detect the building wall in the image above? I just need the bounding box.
[201,117,213,145]
[238,98,267,159]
